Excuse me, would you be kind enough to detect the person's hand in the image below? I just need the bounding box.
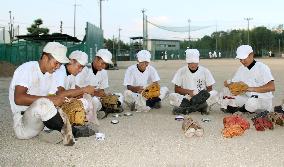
[94,89,106,97]
[224,80,231,87]
[136,86,144,93]
[83,85,96,96]
[48,95,65,107]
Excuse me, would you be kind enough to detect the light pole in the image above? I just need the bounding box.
[0,27,5,43]
[244,17,253,45]
[142,9,146,49]
[73,0,81,37]
[188,19,191,47]
[99,0,106,29]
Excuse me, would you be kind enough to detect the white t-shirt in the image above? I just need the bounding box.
[75,66,109,89]
[123,64,160,87]
[232,61,274,98]
[53,65,76,90]
[172,65,215,93]
[9,61,58,114]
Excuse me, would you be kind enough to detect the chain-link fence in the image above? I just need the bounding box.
[0,22,103,65]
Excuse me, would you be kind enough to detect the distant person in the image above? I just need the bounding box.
[218,52,222,58]
[9,42,75,146]
[268,51,272,57]
[213,51,217,58]
[164,51,168,61]
[169,49,218,115]
[123,50,169,112]
[220,45,275,113]
[209,52,212,59]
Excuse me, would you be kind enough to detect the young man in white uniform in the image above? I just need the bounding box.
[169,49,218,115]
[220,45,275,113]
[9,42,75,146]
[75,49,123,118]
[53,50,100,127]
[123,50,169,112]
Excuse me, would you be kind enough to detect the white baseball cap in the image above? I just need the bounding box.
[185,49,200,63]
[69,50,88,66]
[236,45,253,59]
[96,49,113,64]
[43,42,69,63]
[137,50,151,62]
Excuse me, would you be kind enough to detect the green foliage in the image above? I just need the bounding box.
[27,18,49,35]
[180,25,284,56]
[104,38,130,53]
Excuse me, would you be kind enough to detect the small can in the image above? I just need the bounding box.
[124,112,133,116]
[201,118,211,122]
[112,114,121,118]
[175,115,184,121]
[111,119,119,124]
[95,133,105,141]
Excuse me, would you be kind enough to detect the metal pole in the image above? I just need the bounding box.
[118,28,122,57]
[145,15,148,50]
[0,27,5,43]
[215,22,218,52]
[9,11,12,43]
[113,35,117,67]
[74,1,76,37]
[244,18,253,45]
[142,9,145,49]
[188,19,191,47]
[99,0,106,30]
[279,39,281,55]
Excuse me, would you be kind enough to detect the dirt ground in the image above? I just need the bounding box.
[0,61,17,77]
[0,59,284,167]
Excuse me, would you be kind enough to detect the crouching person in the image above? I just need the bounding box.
[9,42,75,146]
[75,49,124,118]
[169,49,218,115]
[53,50,99,136]
[220,45,275,114]
[123,50,169,112]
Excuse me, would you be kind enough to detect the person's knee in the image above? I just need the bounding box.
[245,98,259,112]
[92,97,102,111]
[43,112,64,131]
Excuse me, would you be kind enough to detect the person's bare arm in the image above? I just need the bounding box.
[56,85,95,98]
[93,89,106,97]
[247,80,275,93]
[14,85,65,107]
[174,85,194,97]
[206,85,213,92]
[127,85,144,93]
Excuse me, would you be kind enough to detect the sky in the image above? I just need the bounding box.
[0,0,284,43]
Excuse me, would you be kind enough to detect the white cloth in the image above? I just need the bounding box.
[123,64,160,87]
[9,61,58,114]
[220,88,272,112]
[13,98,58,139]
[231,61,274,99]
[172,65,215,93]
[75,66,109,89]
[53,65,76,90]
[123,87,169,112]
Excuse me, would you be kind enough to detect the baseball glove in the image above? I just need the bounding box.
[141,83,160,99]
[100,94,123,113]
[253,117,274,131]
[222,115,250,138]
[267,112,284,126]
[61,99,86,126]
[228,82,248,96]
[182,116,204,138]
[179,90,210,114]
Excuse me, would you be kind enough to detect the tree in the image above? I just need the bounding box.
[27,18,49,35]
